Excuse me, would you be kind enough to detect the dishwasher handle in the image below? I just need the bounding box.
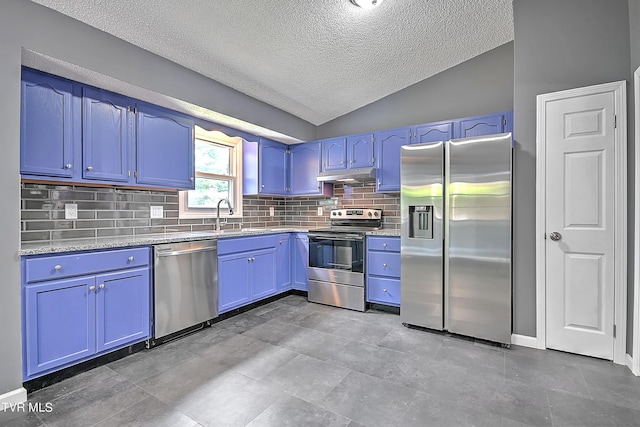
[156,246,217,257]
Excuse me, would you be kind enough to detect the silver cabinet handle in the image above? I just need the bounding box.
[65,164,72,169]
[341,160,344,164]
[99,283,105,289]
[190,177,194,181]
[550,232,562,241]
[89,285,96,291]
[54,265,62,270]
[87,166,93,171]
[261,184,265,188]
[383,289,388,293]
[128,256,134,261]
[350,160,353,163]
[383,243,387,247]
[383,263,388,267]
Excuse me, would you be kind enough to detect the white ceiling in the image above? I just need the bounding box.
[31,0,514,126]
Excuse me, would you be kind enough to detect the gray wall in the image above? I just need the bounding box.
[0,0,315,396]
[317,42,514,138]
[513,0,631,337]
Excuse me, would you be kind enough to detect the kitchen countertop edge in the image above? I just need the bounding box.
[18,228,310,256]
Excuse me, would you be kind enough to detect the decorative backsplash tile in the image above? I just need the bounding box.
[20,181,400,243]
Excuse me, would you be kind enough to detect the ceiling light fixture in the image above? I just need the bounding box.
[350,0,384,9]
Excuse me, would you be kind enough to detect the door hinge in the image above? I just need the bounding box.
[286,148,291,154]
[134,171,138,178]
[613,324,616,338]
[503,118,507,126]
[614,115,617,128]
[372,157,375,164]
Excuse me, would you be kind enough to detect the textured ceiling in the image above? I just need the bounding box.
[31,0,514,126]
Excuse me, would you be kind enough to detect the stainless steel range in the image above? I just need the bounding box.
[307,208,382,312]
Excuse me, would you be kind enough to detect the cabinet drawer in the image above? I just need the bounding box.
[367,251,400,278]
[367,236,400,252]
[24,247,150,283]
[218,234,277,255]
[367,276,400,306]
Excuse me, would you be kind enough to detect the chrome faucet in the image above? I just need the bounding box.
[216,198,234,231]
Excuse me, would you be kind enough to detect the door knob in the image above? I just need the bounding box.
[549,232,562,241]
[87,166,93,171]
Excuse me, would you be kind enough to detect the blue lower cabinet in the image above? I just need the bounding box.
[24,276,96,380]
[366,236,401,307]
[218,253,252,313]
[250,250,277,300]
[275,234,292,292]
[218,245,277,314]
[95,268,150,352]
[292,233,309,291]
[22,248,151,380]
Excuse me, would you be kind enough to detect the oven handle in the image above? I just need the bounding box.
[308,234,364,241]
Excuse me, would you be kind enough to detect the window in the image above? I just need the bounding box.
[179,127,243,218]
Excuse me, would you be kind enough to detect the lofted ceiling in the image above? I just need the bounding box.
[31,0,514,126]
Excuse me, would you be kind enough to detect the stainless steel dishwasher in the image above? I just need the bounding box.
[153,240,218,341]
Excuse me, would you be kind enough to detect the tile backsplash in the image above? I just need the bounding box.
[20,182,400,243]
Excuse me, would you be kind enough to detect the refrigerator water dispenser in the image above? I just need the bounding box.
[408,205,433,239]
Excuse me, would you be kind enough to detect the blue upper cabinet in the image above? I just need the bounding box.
[258,138,289,195]
[412,121,454,145]
[289,142,333,196]
[135,102,195,189]
[20,69,195,190]
[20,68,76,178]
[346,133,375,168]
[455,112,509,139]
[82,87,131,183]
[375,127,411,193]
[322,137,347,171]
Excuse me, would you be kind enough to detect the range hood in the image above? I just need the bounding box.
[316,167,377,183]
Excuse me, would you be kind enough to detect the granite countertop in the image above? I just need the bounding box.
[18,228,309,256]
[19,227,401,256]
[366,229,401,237]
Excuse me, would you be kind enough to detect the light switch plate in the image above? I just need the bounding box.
[269,207,275,216]
[150,206,164,219]
[64,204,78,220]
[317,207,323,216]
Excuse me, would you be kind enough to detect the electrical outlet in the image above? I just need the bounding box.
[317,207,323,216]
[64,204,78,220]
[269,207,275,216]
[150,206,164,219]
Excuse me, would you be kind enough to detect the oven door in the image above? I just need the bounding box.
[308,233,364,287]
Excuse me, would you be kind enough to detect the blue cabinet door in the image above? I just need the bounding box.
[82,87,131,182]
[258,138,288,195]
[412,122,454,145]
[275,235,291,292]
[292,233,309,291]
[20,69,76,178]
[375,128,411,193]
[456,113,506,139]
[251,249,277,300]
[136,103,195,189]
[289,142,332,196]
[23,276,96,379]
[95,268,150,353]
[347,133,374,168]
[218,253,252,313]
[322,137,347,171]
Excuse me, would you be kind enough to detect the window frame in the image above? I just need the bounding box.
[179,127,243,219]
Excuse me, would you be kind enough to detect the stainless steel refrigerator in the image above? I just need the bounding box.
[400,133,512,344]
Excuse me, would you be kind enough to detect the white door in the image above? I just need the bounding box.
[544,89,616,360]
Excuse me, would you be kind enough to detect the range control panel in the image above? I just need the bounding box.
[330,208,382,219]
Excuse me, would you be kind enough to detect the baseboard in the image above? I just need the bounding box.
[511,334,538,349]
[626,353,637,376]
[0,387,27,405]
